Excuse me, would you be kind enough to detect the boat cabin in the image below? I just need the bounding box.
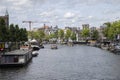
[0,49,32,66]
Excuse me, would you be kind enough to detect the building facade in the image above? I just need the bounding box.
[82,24,89,30]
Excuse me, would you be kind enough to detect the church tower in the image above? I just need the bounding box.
[4,9,9,27]
[0,9,9,27]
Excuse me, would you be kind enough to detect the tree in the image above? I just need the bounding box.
[81,28,90,40]
[58,29,64,40]
[15,25,20,41]
[22,28,28,41]
[0,18,8,41]
[0,18,28,42]
[107,27,115,40]
[102,21,120,40]
[49,33,56,39]
[102,22,112,38]
[32,30,45,42]
[70,32,76,41]
[38,30,45,41]
[54,30,58,39]
[65,29,72,41]
[9,24,16,41]
[91,30,99,40]
[18,28,28,41]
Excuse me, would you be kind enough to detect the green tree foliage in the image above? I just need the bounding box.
[54,30,58,38]
[22,28,28,41]
[65,29,72,41]
[27,31,32,39]
[81,28,90,39]
[32,30,45,42]
[107,27,115,40]
[91,30,99,40]
[58,29,64,40]
[103,21,120,40]
[44,34,50,41]
[49,31,58,39]
[102,22,111,37]
[9,24,16,41]
[32,31,38,40]
[0,18,8,41]
[15,25,20,41]
[0,19,28,42]
[49,33,56,39]
[70,32,76,41]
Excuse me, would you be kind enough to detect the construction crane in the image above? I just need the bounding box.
[22,21,50,30]
[22,21,37,31]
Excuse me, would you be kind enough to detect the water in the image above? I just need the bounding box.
[0,44,120,80]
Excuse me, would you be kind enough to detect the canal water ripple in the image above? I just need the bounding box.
[0,44,120,80]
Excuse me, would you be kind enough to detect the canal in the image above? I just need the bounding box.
[0,44,120,80]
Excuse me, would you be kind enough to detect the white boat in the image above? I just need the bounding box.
[51,44,58,49]
[32,51,39,57]
[30,39,40,51]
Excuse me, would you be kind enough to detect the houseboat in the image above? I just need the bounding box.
[0,49,32,67]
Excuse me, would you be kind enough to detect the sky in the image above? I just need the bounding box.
[0,0,120,29]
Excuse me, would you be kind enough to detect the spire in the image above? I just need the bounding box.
[5,9,9,16]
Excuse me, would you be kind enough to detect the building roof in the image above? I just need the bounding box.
[2,50,31,56]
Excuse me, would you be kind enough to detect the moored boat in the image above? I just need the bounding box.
[51,44,58,49]
[0,49,32,67]
[32,51,39,57]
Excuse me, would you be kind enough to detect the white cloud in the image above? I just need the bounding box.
[40,12,49,16]
[88,16,93,19]
[64,12,75,19]
[55,16,59,19]
[1,0,120,28]
[39,11,54,17]
[72,19,75,23]
[7,0,29,6]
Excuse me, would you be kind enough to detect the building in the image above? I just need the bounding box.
[0,10,9,27]
[38,24,59,35]
[90,27,96,31]
[64,27,81,42]
[82,24,89,30]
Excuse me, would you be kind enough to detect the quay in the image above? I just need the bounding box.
[0,49,32,67]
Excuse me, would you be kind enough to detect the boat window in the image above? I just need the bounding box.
[14,56,18,62]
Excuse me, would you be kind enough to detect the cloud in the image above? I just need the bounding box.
[88,16,93,19]
[39,12,51,17]
[13,0,29,6]
[1,0,120,28]
[64,12,75,19]
[6,0,30,6]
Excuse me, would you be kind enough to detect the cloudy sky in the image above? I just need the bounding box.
[0,0,120,29]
